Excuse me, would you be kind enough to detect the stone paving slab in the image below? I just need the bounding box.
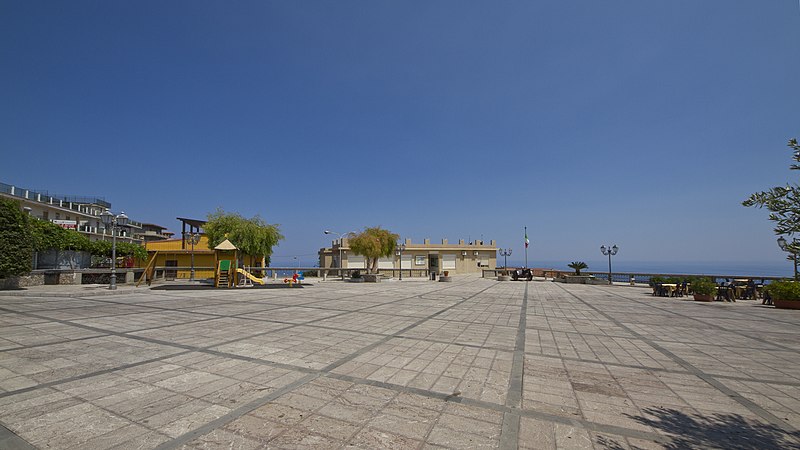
[1,278,799,449]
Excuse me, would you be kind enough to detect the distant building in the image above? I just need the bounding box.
[319,238,497,275]
[0,181,147,244]
[135,223,174,242]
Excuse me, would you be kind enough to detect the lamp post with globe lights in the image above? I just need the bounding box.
[600,244,618,285]
[498,248,512,269]
[396,242,406,280]
[100,210,129,290]
[185,232,201,281]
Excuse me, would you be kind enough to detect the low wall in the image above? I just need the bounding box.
[0,273,45,289]
[0,269,142,290]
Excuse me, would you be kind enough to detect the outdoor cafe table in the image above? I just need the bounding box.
[661,283,678,296]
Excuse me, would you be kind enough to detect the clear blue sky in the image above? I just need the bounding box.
[2,1,799,268]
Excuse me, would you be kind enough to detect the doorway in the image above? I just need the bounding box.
[165,260,177,280]
[428,254,439,275]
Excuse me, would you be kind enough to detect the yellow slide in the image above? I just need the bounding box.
[236,268,266,285]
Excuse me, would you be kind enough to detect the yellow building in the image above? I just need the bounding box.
[143,235,216,279]
[139,218,268,280]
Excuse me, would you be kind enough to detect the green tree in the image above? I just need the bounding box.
[29,218,90,252]
[28,219,146,263]
[204,209,283,265]
[348,226,399,274]
[743,138,800,253]
[0,198,33,278]
[89,240,147,261]
[567,261,588,275]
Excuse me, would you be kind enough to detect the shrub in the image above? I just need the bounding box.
[765,280,800,301]
[691,278,717,296]
[0,199,32,278]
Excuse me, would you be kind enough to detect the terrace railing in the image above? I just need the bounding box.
[482,268,786,285]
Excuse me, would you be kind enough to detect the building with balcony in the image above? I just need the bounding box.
[319,238,497,276]
[135,223,173,242]
[0,181,144,244]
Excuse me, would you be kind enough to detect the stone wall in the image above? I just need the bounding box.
[0,273,45,289]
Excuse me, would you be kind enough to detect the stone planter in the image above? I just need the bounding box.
[498,275,511,281]
[774,299,800,310]
[362,274,381,283]
[693,294,714,302]
[564,275,594,284]
[439,276,452,282]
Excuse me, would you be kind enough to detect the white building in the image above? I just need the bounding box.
[0,181,161,244]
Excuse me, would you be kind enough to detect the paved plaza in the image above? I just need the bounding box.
[0,277,799,449]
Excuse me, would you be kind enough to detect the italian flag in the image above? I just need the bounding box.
[525,229,529,248]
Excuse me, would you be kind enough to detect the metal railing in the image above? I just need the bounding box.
[141,266,434,281]
[1,181,143,228]
[483,268,787,285]
[584,271,786,285]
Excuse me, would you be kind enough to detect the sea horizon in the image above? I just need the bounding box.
[507,260,794,278]
[270,258,795,278]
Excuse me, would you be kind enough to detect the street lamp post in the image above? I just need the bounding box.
[100,210,129,290]
[396,242,406,280]
[324,230,352,280]
[777,236,798,281]
[498,248,512,269]
[186,232,200,281]
[600,244,618,285]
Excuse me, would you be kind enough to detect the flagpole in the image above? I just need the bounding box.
[524,226,528,268]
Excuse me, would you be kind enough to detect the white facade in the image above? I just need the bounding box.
[0,181,144,243]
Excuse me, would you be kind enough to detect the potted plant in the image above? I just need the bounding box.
[439,270,452,282]
[564,262,591,284]
[765,280,800,309]
[567,261,588,275]
[691,278,716,302]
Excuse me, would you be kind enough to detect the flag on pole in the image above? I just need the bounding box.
[525,228,529,248]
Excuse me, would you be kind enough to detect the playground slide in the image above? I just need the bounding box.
[236,268,266,285]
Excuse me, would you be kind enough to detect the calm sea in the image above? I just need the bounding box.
[517,260,793,278]
[270,258,795,278]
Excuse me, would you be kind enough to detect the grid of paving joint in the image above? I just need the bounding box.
[1,278,799,449]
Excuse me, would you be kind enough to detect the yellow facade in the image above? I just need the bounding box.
[140,236,263,280]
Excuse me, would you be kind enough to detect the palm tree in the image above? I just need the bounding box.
[568,261,588,275]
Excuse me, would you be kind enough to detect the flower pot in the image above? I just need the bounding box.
[693,294,714,302]
[773,299,800,310]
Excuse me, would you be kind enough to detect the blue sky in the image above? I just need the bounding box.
[2,1,799,269]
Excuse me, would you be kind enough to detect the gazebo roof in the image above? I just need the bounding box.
[214,239,238,250]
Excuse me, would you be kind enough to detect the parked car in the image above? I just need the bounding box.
[511,268,533,281]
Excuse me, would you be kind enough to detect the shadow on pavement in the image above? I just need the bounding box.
[150,284,307,291]
[596,407,800,449]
